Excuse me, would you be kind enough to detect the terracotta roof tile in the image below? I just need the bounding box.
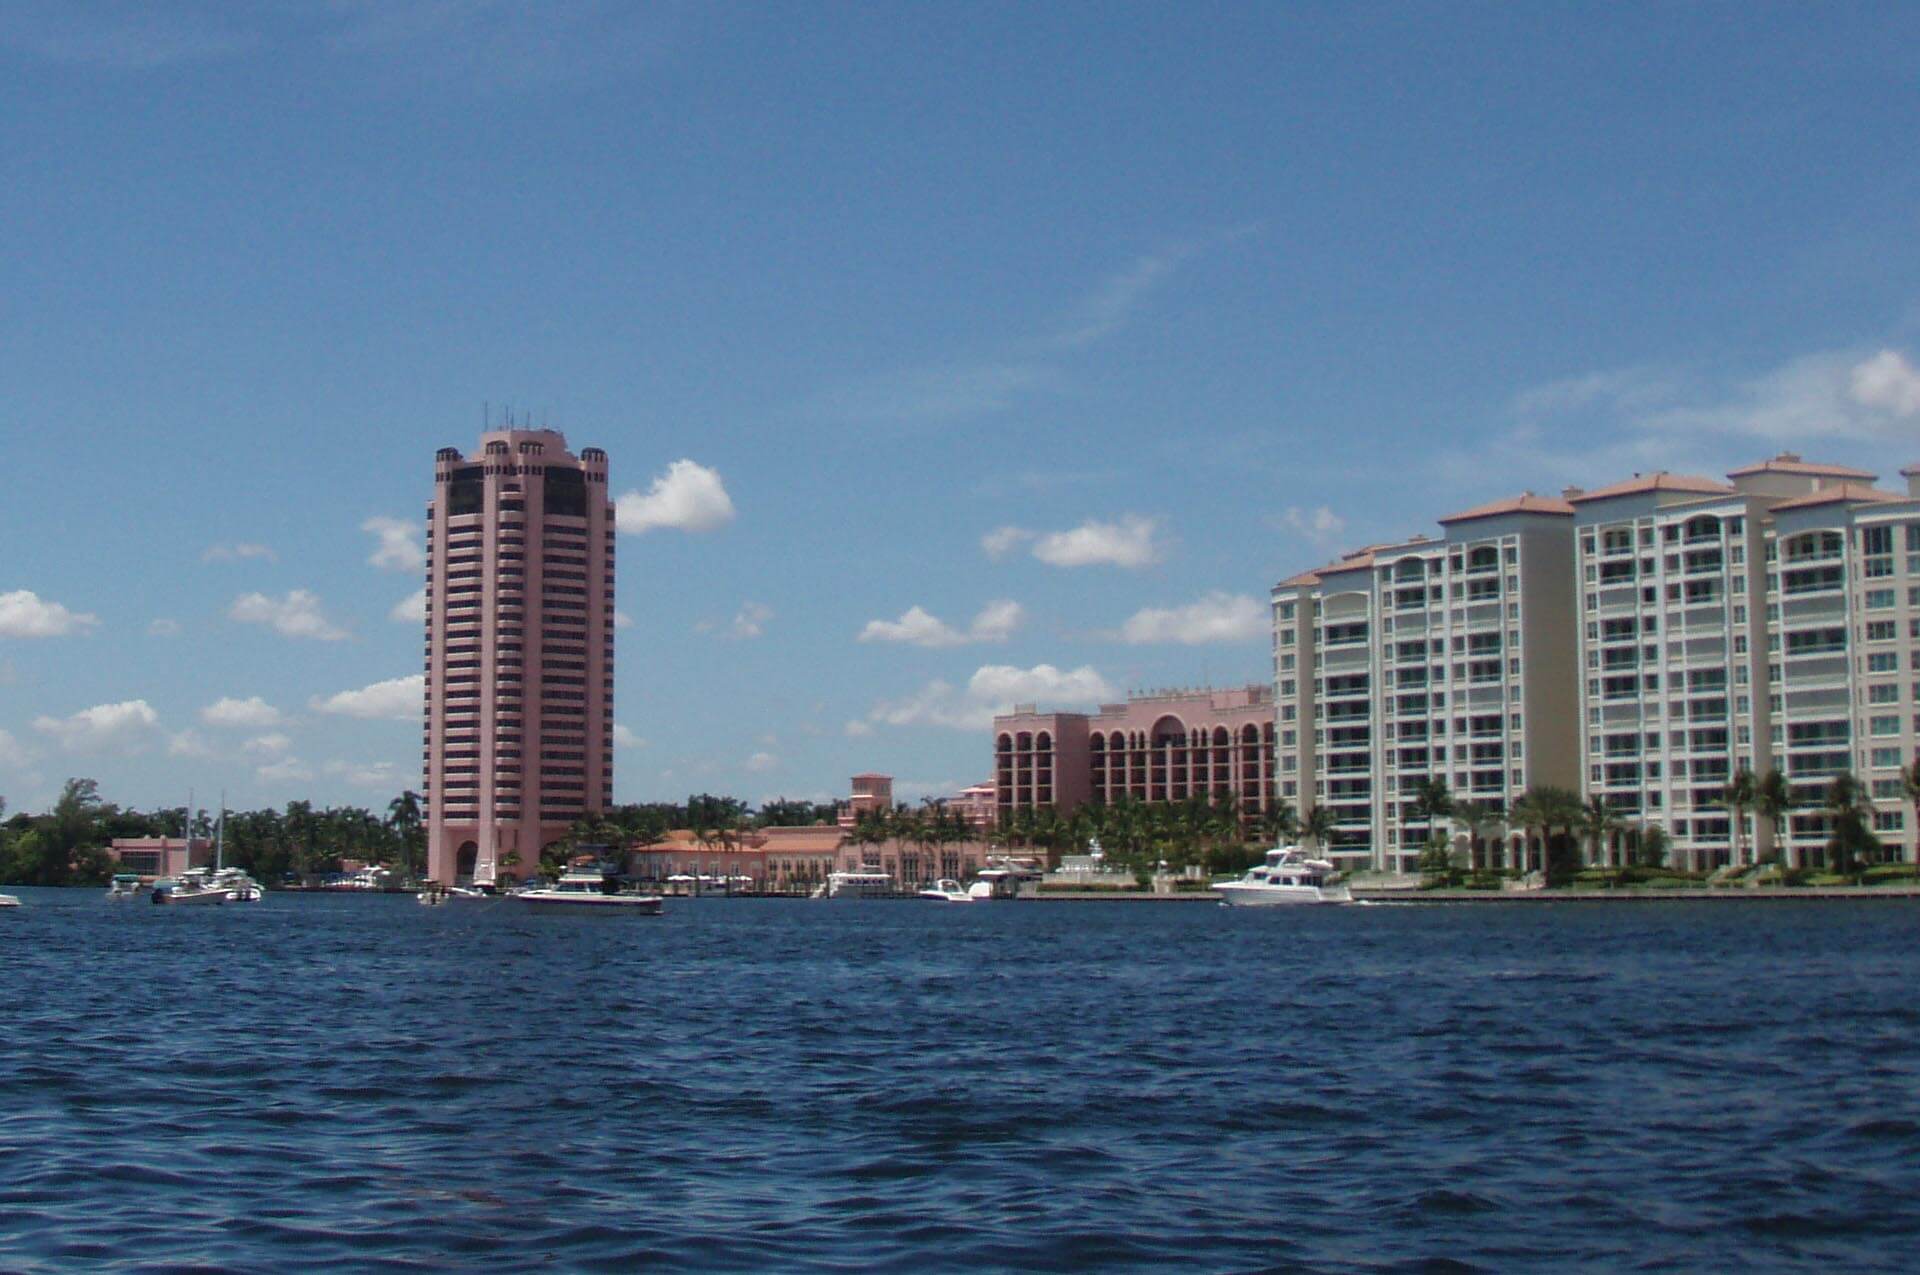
[1437,492,1576,524]
[1727,455,1877,480]
[1567,472,1735,503]
[1768,483,1905,511]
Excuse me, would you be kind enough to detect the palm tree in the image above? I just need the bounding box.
[1581,796,1626,879]
[1258,797,1299,849]
[1901,753,1920,880]
[1450,800,1505,873]
[1637,821,1671,869]
[1402,775,1453,871]
[1754,767,1794,872]
[1822,772,1880,880]
[1301,805,1336,855]
[1719,766,1758,870]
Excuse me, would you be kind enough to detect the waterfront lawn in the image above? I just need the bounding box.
[1565,867,1707,890]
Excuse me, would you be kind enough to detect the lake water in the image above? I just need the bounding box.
[3,890,1919,1272]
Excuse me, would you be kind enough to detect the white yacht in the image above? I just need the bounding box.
[106,873,146,901]
[824,866,895,899]
[152,867,231,905]
[967,857,1045,900]
[1213,846,1350,906]
[209,866,265,902]
[0,893,19,909]
[917,878,974,903]
[510,866,664,914]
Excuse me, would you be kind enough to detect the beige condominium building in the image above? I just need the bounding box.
[1271,495,1580,874]
[1567,456,1920,870]
[1275,451,1920,876]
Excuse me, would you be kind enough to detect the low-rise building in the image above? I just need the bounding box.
[109,837,211,880]
[992,685,1277,829]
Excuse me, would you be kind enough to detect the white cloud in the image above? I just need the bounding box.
[859,606,962,647]
[362,516,425,572]
[147,618,181,638]
[614,610,634,629]
[745,751,779,773]
[257,756,314,784]
[1053,243,1198,349]
[859,599,1025,647]
[202,542,277,563]
[200,695,283,729]
[706,601,772,640]
[230,590,350,641]
[310,674,424,721]
[844,719,874,737]
[0,728,39,769]
[1486,347,1920,486]
[1850,349,1920,418]
[33,700,161,754]
[981,525,1034,559]
[970,599,1024,642]
[1281,506,1347,547]
[324,759,401,789]
[166,729,215,759]
[389,589,426,624]
[868,663,1116,732]
[242,732,292,757]
[612,724,646,749]
[1118,591,1268,645]
[0,590,99,638]
[1032,515,1163,569]
[616,459,736,534]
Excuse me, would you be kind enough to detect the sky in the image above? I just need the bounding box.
[5,0,1920,816]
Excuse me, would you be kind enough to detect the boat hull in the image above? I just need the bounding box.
[152,889,229,905]
[1215,883,1347,906]
[511,894,664,914]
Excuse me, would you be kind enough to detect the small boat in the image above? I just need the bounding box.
[510,866,663,914]
[824,866,895,899]
[1213,846,1350,906]
[106,873,147,901]
[209,866,265,902]
[152,867,230,905]
[917,878,974,903]
[0,893,19,908]
[967,856,1044,900]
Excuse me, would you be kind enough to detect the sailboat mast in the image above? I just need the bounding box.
[217,789,225,871]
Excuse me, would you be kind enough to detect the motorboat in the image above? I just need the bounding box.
[509,866,663,914]
[209,866,265,902]
[967,856,1045,900]
[0,893,18,908]
[917,878,974,903]
[106,873,147,901]
[417,883,488,906]
[1213,846,1350,906]
[152,867,231,905]
[824,866,895,899]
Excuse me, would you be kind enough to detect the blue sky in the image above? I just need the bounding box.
[5,1,1920,815]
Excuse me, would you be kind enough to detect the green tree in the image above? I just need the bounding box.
[1637,822,1671,869]
[1301,805,1336,855]
[1720,765,1758,870]
[1405,775,1454,868]
[1754,767,1794,870]
[1823,773,1881,880]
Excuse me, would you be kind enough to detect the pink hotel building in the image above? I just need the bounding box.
[425,430,616,885]
[993,685,1279,826]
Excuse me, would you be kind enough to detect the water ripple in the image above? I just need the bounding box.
[2,891,1919,1270]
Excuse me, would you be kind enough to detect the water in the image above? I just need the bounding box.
[4,891,1919,1272]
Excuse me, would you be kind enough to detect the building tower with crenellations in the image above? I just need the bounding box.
[424,430,615,885]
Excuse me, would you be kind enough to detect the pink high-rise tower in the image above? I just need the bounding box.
[424,430,615,885]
